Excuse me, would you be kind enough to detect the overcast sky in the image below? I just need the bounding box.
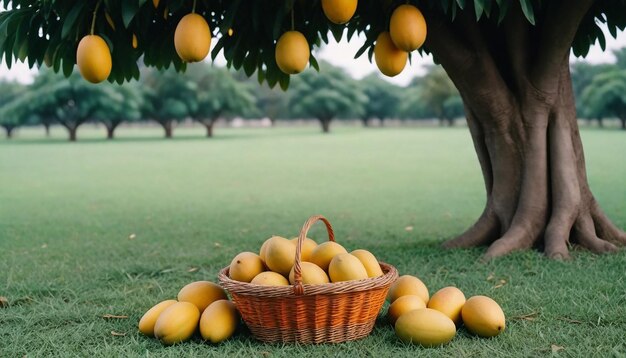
[1,27,625,86]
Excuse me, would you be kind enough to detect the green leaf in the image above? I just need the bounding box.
[278,73,290,91]
[309,55,320,72]
[62,3,86,39]
[122,0,139,28]
[474,0,485,20]
[519,0,535,25]
[456,0,466,10]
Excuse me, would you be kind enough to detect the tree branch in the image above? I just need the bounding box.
[503,1,531,91]
[424,8,516,130]
[531,0,594,93]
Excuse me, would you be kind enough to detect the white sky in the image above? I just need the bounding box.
[1,28,625,86]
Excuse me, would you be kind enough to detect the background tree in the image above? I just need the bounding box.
[570,62,616,126]
[4,0,626,259]
[90,82,143,139]
[398,81,436,122]
[411,66,463,126]
[254,83,289,127]
[185,65,258,137]
[289,64,366,133]
[0,81,25,138]
[141,68,197,139]
[359,74,401,127]
[581,69,626,130]
[4,70,114,141]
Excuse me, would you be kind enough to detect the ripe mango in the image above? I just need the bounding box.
[462,296,506,337]
[199,300,239,343]
[138,299,177,336]
[309,241,347,271]
[395,308,456,347]
[251,271,289,286]
[351,249,383,278]
[264,236,297,276]
[290,237,318,262]
[229,252,264,283]
[154,302,200,345]
[428,286,466,325]
[387,275,429,304]
[387,295,426,325]
[289,261,330,285]
[174,13,211,62]
[177,281,227,312]
[328,253,369,282]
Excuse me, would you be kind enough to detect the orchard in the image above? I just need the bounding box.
[1,0,626,353]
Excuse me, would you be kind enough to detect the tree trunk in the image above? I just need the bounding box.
[68,127,77,142]
[446,117,455,127]
[320,118,331,133]
[620,117,625,130]
[3,126,14,139]
[269,118,276,127]
[44,122,50,137]
[362,118,370,127]
[424,4,625,259]
[598,117,604,128]
[200,117,218,137]
[158,120,173,138]
[105,121,120,140]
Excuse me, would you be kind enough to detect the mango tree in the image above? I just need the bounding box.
[0,81,25,138]
[3,0,625,258]
[89,82,143,139]
[185,64,258,137]
[359,74,401,127]
[289,64,366,133]
[581,69,626,130]
[140,67,197,138]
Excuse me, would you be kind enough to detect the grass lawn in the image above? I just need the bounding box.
[1,125,625,357]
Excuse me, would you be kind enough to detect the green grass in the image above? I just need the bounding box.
[1,125,625,357]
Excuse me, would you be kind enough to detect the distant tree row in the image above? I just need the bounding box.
[571,48,626,129]
[1,50,624,141]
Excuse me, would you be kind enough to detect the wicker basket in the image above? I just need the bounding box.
[218,215,398,344]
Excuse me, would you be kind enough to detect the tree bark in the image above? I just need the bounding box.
[620,117,625,130]
[3,126,14,139]
[320,118,332,133]
[423,3,625,259]
[105,121,121,140]
[68,127,77,142]
[446,117,455,127]
[44,122,51,137]
[598,117,604,128]
[157,120,173,138]
[198,117,218,137]
[362,118,370,127]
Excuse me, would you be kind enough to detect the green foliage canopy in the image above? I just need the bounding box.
[1,0,625,88]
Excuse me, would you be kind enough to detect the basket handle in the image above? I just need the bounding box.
[292,215,335,296]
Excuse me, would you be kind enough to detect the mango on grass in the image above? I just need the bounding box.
[395,308,456,347]
[387,274,429,304]
[138,300,177,336]
[462,295,506,337]
[387,295,426,325]
[200,300,239,344]
[428,286,466,325]
[177,281,227,312]
[154,302,200,345]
